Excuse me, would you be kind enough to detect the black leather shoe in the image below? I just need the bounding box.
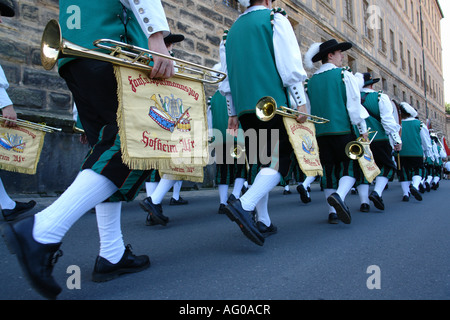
[227,194,237,204]
[169,197,188,205]
[425,182,431,192]
[2,200,36,221]
[360,203,370,212]
[402,195,410,202]
[296,184,311,204]
[218,204,227,215]
[256,221,277,238]
[369,191,385,210]
[140,197,169,226]
[224,200,264,246]
[92,244,150,282]
[431,182,438,190]
[1,216,63,299]
[418,183,425,193]
[327,193,351,224]
[409,185,423,201]
[283,189,291,195]
[328,212,338,224]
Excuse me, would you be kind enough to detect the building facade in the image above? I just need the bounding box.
[0,0,446,193]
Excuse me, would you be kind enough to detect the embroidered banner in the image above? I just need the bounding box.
[358,141,381,183]
[0,121,45,175]
[115,65,209,180]
[283,118,323,177]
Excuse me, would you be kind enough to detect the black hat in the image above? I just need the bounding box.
[164,33,185,45]
[0,0,15,17]
[362,72,380,87]
[312,39,352,63]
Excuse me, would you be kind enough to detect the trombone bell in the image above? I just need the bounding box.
[345,141,364,160]
[255,96,330,124]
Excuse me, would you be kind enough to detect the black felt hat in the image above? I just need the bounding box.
[0,0,15,17]
[362,72,380,87]
[312,39,352,63]
[164,33,185,45]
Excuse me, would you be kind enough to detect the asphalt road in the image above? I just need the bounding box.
[0,180,449,301]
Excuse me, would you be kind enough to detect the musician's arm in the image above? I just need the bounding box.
[273,12,307,109]
[343,71,369,137]
[121,0,174,78]
[379,93,402,147]
[0,65,17,126]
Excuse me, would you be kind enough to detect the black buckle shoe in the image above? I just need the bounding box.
[224,200,264,246]
[328,212,338,224]
[369,191,385,210]
[296,184,311,203]
[409,185,423,201]
[169,197,188,205]
[256,221,277,238]
[2,200,36,221]
[360,203,370,212]
[92,244,150,282]
[327,193,351,224]
[1,216,63,299]
[140,197,169,226]
[218,204,227,215]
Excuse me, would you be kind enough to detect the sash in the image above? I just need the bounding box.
[283,118,323,177]
[115,65,208,182]
[0,121,46,175]
[358,141,381,183]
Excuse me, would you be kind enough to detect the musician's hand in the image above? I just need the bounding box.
[1,105,17,127]
[227,116,239,137]
[296,104,308,123]
[360,132,369,142]
[148,32,175,79]
[394,143,402,152]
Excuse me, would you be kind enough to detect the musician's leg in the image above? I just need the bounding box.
[149,177,177,205]
[95,201,124,264]
[0,177,16,210]
[240,167,281,211]
[231,178,245,199]
[33,169,118,244]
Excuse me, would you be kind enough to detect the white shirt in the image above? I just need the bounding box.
[120,0,170,38]
[219,6,308,116]
[305,63,369,134]
[0,65,13,109]
[361,88,402,144]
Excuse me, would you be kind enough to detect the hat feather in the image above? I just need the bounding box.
[400,102,418,118]
[354,72,365,90]
[238,0,251,7]
[304,43,322,70]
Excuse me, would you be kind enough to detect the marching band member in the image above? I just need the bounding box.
[354,72,402,212]
[2,0,174,299]
[219,0,308,245]
[430,133,446,190]
[0,0,36,222]
[397,103,429,202]
[304,39,369,224]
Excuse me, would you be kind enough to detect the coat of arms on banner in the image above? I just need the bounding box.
[115,65,208,182]
[0,122,46,175]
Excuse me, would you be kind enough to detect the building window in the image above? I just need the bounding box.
[378,18,386,53]
[363,0,374,41]
[390,30,397,63]
[344,0,354,24]
[399,41,405,70]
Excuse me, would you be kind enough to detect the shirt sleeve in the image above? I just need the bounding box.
[420,125,433,159]
[120,0,170,38]
[0,66,13,109]
[378,93,402,143]
[343,71,369,134]
[218,40,236,117]
[273,13,307,107]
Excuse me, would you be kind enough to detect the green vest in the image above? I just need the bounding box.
[306,68,350,137]
[359,91,388,141]
[210,91,234,143]
[58,0,148,69]
[399,119,423,157]
[225,9,288,118]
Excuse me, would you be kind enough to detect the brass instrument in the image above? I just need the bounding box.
[255,96,330,124]
[40,19,227,84]
[345,130,378,160]
[0,116,62,133]
[230,144,249,171]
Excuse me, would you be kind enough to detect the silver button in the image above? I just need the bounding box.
[134,0,140,4]
[139,8,144,14]
[143,17,149,23]
[148,26,153,32]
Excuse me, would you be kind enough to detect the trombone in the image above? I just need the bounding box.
[345,130,378,160]
[40,20,227,84]
[255,96,329,124]
[0,116,62,133]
